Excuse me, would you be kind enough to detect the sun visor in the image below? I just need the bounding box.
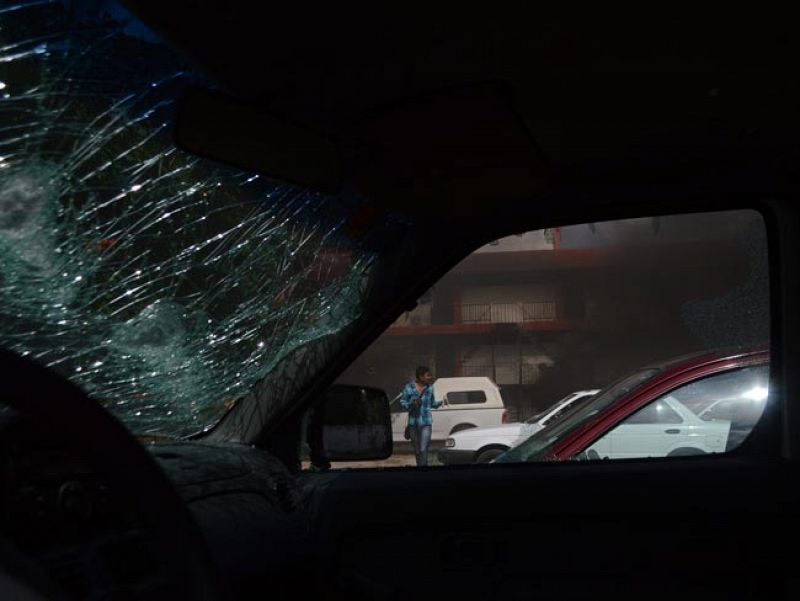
[344,84,547,219]
[174,84,546,219]
[174,87,341,194]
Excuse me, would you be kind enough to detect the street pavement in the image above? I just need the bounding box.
[302,441,446,470]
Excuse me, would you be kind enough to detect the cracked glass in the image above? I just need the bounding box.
[0,0,384,437]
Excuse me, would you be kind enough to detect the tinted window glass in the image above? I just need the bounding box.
[446,391,487,405]
[541,408,568,427]
[577,365,770,461]
[527,393,574,424]
[623,400,683,425]
[497,368,661,463]
[678,366,769,419]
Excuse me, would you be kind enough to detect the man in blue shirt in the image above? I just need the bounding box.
[400,366,445,466]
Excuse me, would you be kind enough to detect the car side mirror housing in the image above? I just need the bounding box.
[319,385,392,461]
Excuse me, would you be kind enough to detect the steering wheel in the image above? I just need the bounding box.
[0,348,224,599]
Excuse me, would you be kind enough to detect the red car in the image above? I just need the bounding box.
[497,347,770,464]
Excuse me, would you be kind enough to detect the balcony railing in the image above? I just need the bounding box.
[392,303,432,327]
[459,301,557,324]
[460,361,542,385]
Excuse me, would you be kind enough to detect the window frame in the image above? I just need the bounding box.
[293,204,785,467]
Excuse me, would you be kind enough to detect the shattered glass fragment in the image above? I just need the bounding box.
[0,0,383,437]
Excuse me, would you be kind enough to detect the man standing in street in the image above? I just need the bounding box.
[400,366,445,466]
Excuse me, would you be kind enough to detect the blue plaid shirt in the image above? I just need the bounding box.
[400,381,443,427]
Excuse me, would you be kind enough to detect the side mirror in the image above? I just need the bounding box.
[319,385,392,461]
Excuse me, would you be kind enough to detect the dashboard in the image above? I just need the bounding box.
[148,442,309,597]
[1,410,171,598]
[1,405,308,599]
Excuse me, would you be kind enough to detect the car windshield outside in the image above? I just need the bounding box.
[524,393,573,424]
[0,1,403,437]
[496,368,661,463]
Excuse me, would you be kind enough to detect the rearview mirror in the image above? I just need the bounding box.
[319,385,392,461]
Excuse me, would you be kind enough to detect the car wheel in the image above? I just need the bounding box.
[450,423,477,434]
[475,447,508,463]
[668,447,707,457]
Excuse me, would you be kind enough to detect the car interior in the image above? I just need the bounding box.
[1,3,799,600]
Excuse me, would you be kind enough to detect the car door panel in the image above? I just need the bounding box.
[301,456,798,600]
[609,424,671,458]
[669,424,714,454]
[390,411,406,441]
[433,406,454,438]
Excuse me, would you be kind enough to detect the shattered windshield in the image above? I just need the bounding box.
[0,1,388,437]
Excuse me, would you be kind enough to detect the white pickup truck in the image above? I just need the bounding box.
[390,376,507,443]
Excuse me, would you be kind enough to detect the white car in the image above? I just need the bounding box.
[585,395,733,459]
[437,390,599,464]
